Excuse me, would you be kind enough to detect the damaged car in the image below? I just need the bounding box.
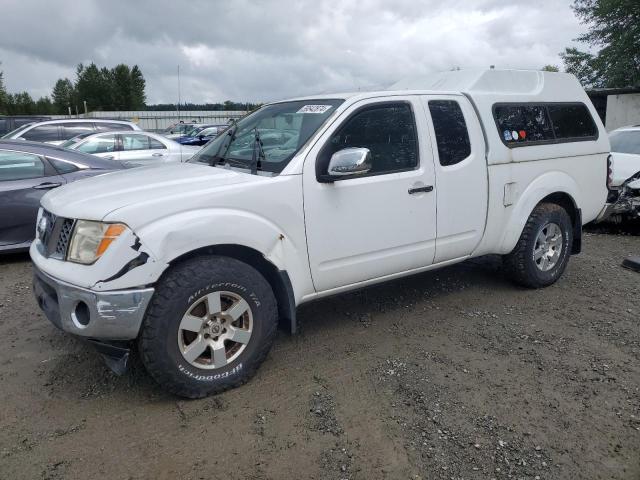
[31,69,610,398]
[599,126,640,222]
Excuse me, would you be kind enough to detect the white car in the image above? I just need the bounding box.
[599,126,640,221]
[31,69,609,398]
[67,130,200,167]
[1,119,142,145]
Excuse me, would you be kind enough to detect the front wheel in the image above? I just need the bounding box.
[138,255,278,398]
[503,203,573,288]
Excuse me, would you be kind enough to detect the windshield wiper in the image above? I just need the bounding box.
[207,120,238,166]
[250,127,266,175]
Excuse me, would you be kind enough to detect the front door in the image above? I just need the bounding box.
[0,150,65,246]
[303,97,438,292]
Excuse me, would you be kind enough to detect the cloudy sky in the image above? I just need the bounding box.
[0,0,586,105]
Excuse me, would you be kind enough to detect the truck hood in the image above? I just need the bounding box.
[41,163,265,221]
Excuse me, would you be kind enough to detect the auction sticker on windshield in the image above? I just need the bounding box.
[297,105,333,114]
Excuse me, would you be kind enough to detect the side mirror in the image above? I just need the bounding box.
[327,147,372,178]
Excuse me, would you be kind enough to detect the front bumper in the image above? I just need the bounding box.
[33,266,154,340]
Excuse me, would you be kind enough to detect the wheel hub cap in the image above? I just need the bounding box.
[177,291,253,370]
[533,222,563,272]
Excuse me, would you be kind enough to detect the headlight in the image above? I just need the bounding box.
[67,220,127,264]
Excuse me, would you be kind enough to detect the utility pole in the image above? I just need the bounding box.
[177,64,181,121]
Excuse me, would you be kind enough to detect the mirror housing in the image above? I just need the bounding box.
[326,147,372,180]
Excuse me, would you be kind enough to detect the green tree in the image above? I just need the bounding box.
[561,0,640,87]
[35,96,54,114]
[0,68,7,114]
[75,63,114,111]
[8,92,36,115]
[51,78,75,114]
[130,65,146,109]
[111,64,132,110]
[541,65,560,72]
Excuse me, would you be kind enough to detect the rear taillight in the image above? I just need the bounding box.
[607,154,613,189]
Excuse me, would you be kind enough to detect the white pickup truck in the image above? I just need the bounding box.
[31,70,609,398]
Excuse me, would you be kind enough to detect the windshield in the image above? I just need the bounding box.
[183,125,208,137]
[610,130,640,155]
[189,99,343,174]
[60,132,93,148]
[1,123,34,139]
[163,123,197,135]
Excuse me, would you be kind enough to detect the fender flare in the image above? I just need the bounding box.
[499,171,581,254]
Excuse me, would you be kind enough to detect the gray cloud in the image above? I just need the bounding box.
[0,0,585,104]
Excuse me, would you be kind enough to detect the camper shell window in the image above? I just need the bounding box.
[493,102,598,148]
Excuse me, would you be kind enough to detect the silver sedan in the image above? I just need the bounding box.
[66,130,200,167]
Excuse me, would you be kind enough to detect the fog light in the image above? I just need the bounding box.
[73,301,91,327]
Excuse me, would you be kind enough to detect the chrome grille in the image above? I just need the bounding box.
[38,209,75,260]
[55,219,75,257]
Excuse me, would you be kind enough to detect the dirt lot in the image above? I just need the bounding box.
[1,227,639,480]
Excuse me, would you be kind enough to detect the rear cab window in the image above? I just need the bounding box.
[428,100,471,166]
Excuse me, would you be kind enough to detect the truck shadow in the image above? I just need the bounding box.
[295,255,510,335]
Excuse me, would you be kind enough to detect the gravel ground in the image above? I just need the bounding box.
[0,225,638,480]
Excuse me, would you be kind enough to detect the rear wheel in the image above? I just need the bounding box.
[504,203,573,288]
[139,255,278,398]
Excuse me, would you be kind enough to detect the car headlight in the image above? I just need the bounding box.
[67,220,128,264]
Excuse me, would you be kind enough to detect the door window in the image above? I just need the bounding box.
[76,134,117,154]
[0,150,45,181]
[95,122,133,132]
[121,133,153,151]
[48,157,79,174]
[21,125,59,142]
[61,122,95,140]
[319,102,418,178]
[149,137,167,149]
[428,100,471,166]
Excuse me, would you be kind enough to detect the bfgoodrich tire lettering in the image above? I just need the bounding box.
[139,255,277,398]
[504,203,573,288]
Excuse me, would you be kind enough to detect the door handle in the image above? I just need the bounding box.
[408,185,433,195]
[33,182,62,190]
[152,153,164,157]
[103,155,115,160]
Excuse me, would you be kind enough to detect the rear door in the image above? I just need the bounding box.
[421,95,488,262]
[0,149,65,246]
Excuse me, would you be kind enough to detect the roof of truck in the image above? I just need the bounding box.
[282,69,585,103]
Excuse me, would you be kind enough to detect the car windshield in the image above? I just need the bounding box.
[184,125,208,137]
[163,123,197,135]
[60,132,93,148]
[1,123,34,138]
[189,99,344,174]
[610,130,640,155]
